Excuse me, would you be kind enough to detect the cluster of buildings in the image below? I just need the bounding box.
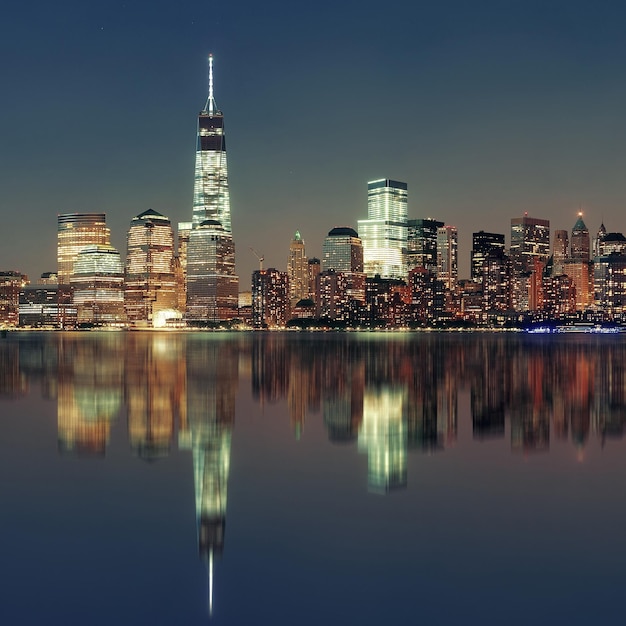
[2,57,626,329]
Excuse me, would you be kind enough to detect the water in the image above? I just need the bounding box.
[1,331,625,625]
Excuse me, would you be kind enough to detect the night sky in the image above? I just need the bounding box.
[3,0,626,283]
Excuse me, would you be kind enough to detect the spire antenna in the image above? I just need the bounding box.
[208,54,214,115]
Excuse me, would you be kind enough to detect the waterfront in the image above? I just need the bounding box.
[1,331,626,625]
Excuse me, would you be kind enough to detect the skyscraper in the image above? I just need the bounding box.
[436,226,458,291]
[358,179,408,279]
[124,209,178,326]
[470,231,505,283]
[287,231,307,307]
[70,245,125,325]
[186,221,238,322]
[553,229,569,275]
[510,214,550,275]
[57,213,110,287]
[192,56,231,233]
[571,212,590,261]
[407,218,444,271]
[186,56,239,321]
[321,227,365,305]
[252,268,289,328]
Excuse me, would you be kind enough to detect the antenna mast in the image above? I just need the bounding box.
[208,54,214,115]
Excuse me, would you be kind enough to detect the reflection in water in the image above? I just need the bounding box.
[358,385,407,493]
[57,335,123,456]
[4,331,626,617]
[125,334,184,460]
[184,337,237,616]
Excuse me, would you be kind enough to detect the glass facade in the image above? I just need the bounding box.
[358,179,408,279]
[510,215,550,275]
[186,222,238,321]
[125,209,178,325]
[471,231,505,283]
[192,90,231,232]
[187,58,239,321]
[571,214,590,261]
[70,245,125,324]
[321,227,365,305]
[407,218,444,271]
[57,213,110,286]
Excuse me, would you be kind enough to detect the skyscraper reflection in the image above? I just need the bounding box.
[56,335,124,456]
[358,385,408,493]
[182,337,238,616]
[124,334,184,459]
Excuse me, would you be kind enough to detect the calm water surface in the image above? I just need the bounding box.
[1,331,625,625]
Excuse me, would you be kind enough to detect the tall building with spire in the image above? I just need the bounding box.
[186,55,239,321]
[571,212,590,261]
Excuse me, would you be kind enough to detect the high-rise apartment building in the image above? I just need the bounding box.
[510,214,550,275]
[571,213,590,261]
[358,179,408,279]
[287,231,307,307]
[186,56,238,321]
[125,209,178,326]
[407,218,444,271]
[252,268,289,328]
[470,231,505,282]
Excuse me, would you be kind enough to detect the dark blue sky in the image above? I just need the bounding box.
[2,0,626,281]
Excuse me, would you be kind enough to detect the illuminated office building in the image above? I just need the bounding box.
[358,179,408,279]
[0,271,26,327]
[321,227,365,306]
[571,213,590,261]
[125,209,178,326]
[594,222,607,257]
[186,221,238,322]
[563,259,592,311]
[481,250,512,313]
[19,279,60,327]
[70,245,125,325]
[471,231,504,283]
[192,56,231,232]
[598,232,626,256]
[322,227,363,273]
[187,56,238,320]
[287,230,308,307]
[177,221,192,308]
[553,229,569,275]
[307,257,320,302]
[594,252,626,317]
[407,218,444,271]
[57,213,110,286]
[436,226,458,291]
[510,214,550,275]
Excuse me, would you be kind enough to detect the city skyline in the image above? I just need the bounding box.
[4,1,626,282]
